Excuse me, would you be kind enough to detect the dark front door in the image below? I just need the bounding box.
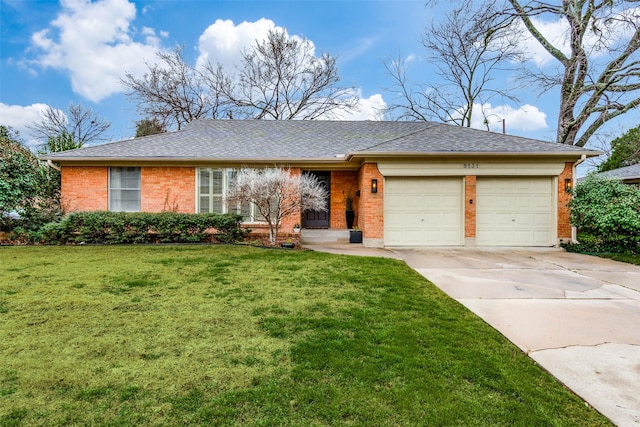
[302,171,330,228]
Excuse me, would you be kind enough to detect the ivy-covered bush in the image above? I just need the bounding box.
[1,126,65,235]
[0,126,40,219]
[567,174,640,253]
[24,211,249,245]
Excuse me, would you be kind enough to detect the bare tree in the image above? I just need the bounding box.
[226,168,328,245]
[508,0,640,146]
[28,102,110,148]
[122,46,226,131]
[210,29,359,120]
[385,1,522,126]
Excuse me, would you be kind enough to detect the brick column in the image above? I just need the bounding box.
[557,162,573,243]
[357,163,384,247]
[464,175,477,246]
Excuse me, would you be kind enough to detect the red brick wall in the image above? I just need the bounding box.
[61,166,108,212]
[140,167,195,213]
[465,176,477,238]
[557,162,573,240]
[61,166,196,213]
[329,171,359,229]
[357,163,384,239]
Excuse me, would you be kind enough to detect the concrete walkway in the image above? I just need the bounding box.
[305,244,640,426]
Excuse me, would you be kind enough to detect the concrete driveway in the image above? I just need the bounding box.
[396,248,640,427]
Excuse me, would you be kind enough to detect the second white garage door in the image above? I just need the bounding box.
[476,177,554,246]
[385,177,463,246]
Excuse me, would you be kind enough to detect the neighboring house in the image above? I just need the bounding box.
[41,119,600,248]
[593,163,640,188]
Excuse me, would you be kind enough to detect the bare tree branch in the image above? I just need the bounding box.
[385,0,522,126]
[27,102,110,148]
[211,29,359,120]
[508,0,640,146]
[121,46,227,131]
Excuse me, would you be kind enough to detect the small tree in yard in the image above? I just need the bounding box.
[227,168,328,245]
[569,174,640,252]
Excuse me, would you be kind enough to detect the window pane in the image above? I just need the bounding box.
[212,196,223,214]
[199,195,210,213]
[212,170,223,196]
[117,190,141,212]
[110,167,140,212]
[110,167,140,189]
[199,170,210,194]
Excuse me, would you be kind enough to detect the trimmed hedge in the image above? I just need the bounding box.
[27,211,249,245]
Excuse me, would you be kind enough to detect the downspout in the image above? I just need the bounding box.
[46,159,61,172]
[571,154,587,243]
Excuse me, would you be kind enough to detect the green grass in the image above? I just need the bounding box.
[0,245,610,426]
[594,252,640,265]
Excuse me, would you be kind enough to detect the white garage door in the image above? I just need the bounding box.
[385,177,463,246]
[476,177,554,246]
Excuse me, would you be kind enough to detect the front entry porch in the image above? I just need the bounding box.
[300,229,350,245]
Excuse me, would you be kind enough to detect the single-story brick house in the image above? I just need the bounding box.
[592,163,640,188]
[41,119,600,247]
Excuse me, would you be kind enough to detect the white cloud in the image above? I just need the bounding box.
[141,26,165,46]
[469,103,548,133]
[196,18,281,71]
[0,103,59,148]
[329,93,387,121]
[519,7,640,67]
[28,0,163,102]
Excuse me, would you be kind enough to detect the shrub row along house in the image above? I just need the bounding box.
[41,120,599,247]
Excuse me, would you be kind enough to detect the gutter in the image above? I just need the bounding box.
[571,154,587,244]
[345,150,602,161]
[46,159,61,172]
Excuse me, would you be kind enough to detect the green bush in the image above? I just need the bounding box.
[25,211,249,245]
[567,174,640,253]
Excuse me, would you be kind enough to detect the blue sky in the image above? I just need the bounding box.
[1,0,638,164]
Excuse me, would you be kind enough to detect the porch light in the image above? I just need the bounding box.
[371,179,378,193]
[564,178,573,193]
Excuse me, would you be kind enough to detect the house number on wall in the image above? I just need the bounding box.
[463,163,479,169]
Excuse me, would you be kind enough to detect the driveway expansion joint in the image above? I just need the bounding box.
[529,341,618,354]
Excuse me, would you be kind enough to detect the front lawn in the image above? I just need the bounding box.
[0,246,609,426]
[594,253,640,265]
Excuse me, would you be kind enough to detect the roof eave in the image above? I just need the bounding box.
[41,156,360,169]
[345,150,602,161]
